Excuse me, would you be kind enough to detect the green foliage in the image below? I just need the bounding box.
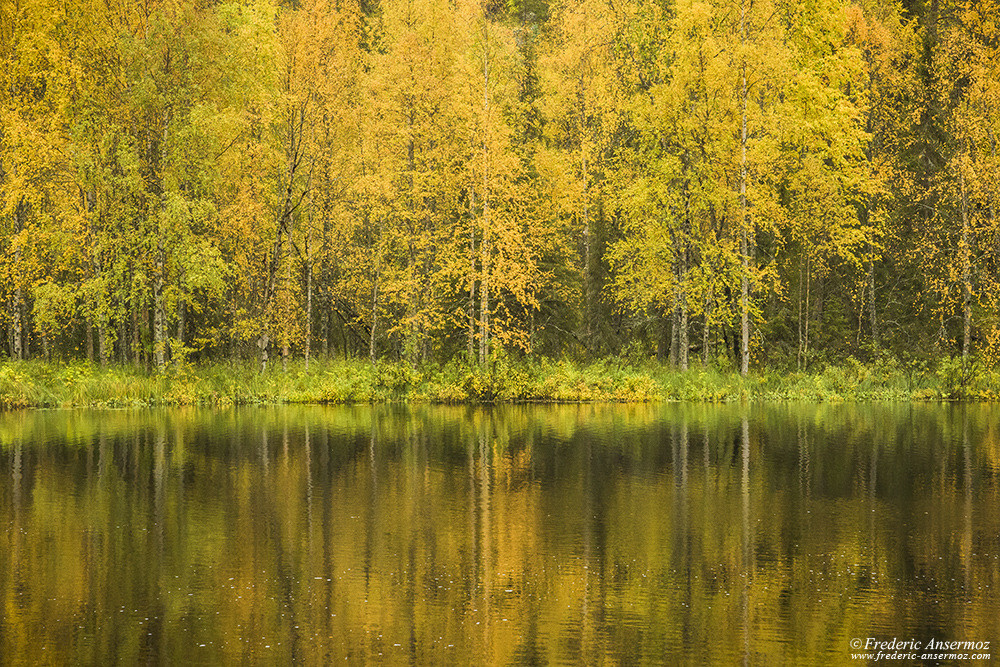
[7,355,1000,409]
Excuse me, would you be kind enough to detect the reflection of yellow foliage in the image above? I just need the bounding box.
[3,404,1000,662]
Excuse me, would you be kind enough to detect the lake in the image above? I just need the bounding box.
[1,404,998,664]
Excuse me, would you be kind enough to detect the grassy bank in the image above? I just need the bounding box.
[0,354,996,408]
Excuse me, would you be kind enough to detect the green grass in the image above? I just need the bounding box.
[1,353,998,408]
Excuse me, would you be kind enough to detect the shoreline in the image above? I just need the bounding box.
[0,356,990,409]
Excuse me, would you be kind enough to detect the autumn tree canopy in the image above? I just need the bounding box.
[0,0,993,372]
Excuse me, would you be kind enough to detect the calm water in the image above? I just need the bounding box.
[1,404,999,664]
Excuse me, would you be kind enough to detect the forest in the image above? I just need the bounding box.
[2,0,1000,378]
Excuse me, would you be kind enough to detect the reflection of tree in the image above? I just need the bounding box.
[478,429,492,661]
[741,416,752,666]
[963,408,971,610]
[1,404,1000,662]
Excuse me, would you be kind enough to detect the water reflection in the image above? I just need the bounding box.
[1,404,999,664]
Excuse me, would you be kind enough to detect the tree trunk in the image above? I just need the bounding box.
[12,288,22,361]
[469,193,477,362]
[98,325,107,367]
[739,0,750,376]
[341,309,349,360]
[153,236,167,371]
[153,277,165,369]
[152,108,170,372]
[229,290,237,362]
[369,276,379,365]
[259,105,304,372]
[305,258,312,371]
[479,27,491,366]
[804,255,811,368]
[142,304,151,372]
[404,94,419,366]
[175,298,185,367]
[680,302,689,371]
[259,333,269,372]
[798,253,811,370]
[680,193,690,371]
[132,306,141,367]
[323,305,330,359]
[961,165,971,359]
[479,238,490,365]
[283,254,291,373]
[582,147,592,348]
[12,199,23,360]
[990,132,997,259]
[702,306,711,368]
[577,63,593,351]
[118,319,127,364]
[669,302,680,368]
[868,246,877,346]
[797,253,804,370]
